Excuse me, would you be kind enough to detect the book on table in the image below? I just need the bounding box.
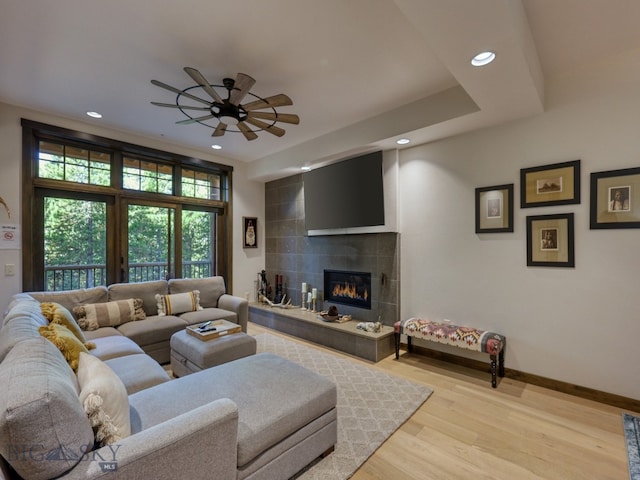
[186,319,242,341]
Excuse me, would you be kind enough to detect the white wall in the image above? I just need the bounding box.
[0,102,264,312]
[399,56,640,400]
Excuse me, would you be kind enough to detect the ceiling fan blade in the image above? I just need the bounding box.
[151,79,212,106]
[244,117,286,137]
[212,122,227,137]
[247,111,300,125]
[184,67,224,103]
[176,114,217,125]
[237,122,259,141]
[228,73,256,106]
[151,102,211,111]
[242,94,293,111]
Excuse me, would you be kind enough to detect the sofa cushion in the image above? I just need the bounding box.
[179,307,238,326]
[89,334,145,361]
[73,298,145,330]
[0,337,94,480]
[168,277,226,308]
[40,302,89,344]
[105,353,171,394]
[116,315,186,347]
[155,291,202,316]
[22,286,109,316]
[128,352,337,468]
[108,280,168,316]
[77,352,131,446]
[0,302,47,362]
[38,322,94,372]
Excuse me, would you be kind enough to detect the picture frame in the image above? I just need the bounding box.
[590,167,640,229]
[520,160,580,208]
[526,213,574,267]
[475,183,514,233]
[242,217,258,248]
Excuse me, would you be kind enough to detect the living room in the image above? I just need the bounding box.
[1,1,640,478]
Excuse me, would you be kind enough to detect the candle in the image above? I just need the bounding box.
[301,282,307,293]
[312,288,317,299]
[307,292,312,303]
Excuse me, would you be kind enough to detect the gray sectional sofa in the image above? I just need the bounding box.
[11,276,249,365]
[0,277,338,480]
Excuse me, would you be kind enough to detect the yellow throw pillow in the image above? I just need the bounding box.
[40,302,94,348]
[39,323,90,372]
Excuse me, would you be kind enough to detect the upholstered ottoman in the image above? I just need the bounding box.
[170,329,257,377]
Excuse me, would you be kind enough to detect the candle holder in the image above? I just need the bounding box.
[311,299,317,313]
[301,293,307,311]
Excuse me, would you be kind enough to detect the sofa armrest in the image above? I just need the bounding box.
[217,294,248,332]
[59,399,238,480]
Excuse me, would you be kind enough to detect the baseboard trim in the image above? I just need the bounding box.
[405,344,640,412]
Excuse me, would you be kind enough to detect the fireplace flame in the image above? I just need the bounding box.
[332,281,368,301]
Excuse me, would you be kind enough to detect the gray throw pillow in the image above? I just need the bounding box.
[0,337,94,480]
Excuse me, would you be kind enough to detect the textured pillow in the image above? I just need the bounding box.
[41,301,91,345]
[77,352,131,447]
[155,290,202,316]
[73,298,146,330]
[0,338,94,480]
[39,322,93,372]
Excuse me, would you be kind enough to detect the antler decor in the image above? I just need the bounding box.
[0,196,10,219]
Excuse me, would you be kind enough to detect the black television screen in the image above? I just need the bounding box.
[303,151,385,231]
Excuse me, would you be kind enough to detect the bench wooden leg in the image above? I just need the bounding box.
[498,347,505,378]
[490,354,497,388]
[407,335,413,353]
[394,332,400,359]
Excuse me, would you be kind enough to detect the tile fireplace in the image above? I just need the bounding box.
[324,269,372,310]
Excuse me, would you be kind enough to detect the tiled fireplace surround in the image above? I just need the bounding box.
[265,174,399,326]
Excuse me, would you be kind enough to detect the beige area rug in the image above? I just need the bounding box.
[254,332,433,480]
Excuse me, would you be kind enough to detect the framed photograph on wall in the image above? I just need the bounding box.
[243,217,258,248]
[520,160,580,208]
[590,167,640,229]
[526,213,574,267]
[475,183,514,233]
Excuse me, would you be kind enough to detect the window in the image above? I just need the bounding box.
[123,157,173,194]
[182,168,221,200]
[22,120,232,292]
[38,141,111,186]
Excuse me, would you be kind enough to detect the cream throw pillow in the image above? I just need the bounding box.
[73,298,145,330]
[155,290,202,316]
[77,352,131,447]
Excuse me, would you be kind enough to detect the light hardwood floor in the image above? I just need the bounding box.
[248,322,635,480]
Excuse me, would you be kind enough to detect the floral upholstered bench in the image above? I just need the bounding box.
[394,318,506,388]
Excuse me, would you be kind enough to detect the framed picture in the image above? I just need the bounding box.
[590,167,640,229]
[526,213,574,267]
[520,160,580,208]
[243,217,257,248]
[475,183,514,233]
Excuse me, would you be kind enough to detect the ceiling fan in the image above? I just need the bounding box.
[151,67,300,141]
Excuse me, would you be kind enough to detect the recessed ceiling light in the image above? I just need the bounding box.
[86,111,102,118]
[211,144,222,150]
[471,51,496,67]
[396,138,411,145]
[301,166,311,171]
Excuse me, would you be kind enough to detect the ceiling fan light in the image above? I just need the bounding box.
[471,51,496,67]
[219,115,239,126]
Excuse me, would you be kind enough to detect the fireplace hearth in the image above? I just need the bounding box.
[324,269,372,310]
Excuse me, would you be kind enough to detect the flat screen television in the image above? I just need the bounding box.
[303,151,385,231]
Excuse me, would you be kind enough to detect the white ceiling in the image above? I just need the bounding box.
[2,0,640,180]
